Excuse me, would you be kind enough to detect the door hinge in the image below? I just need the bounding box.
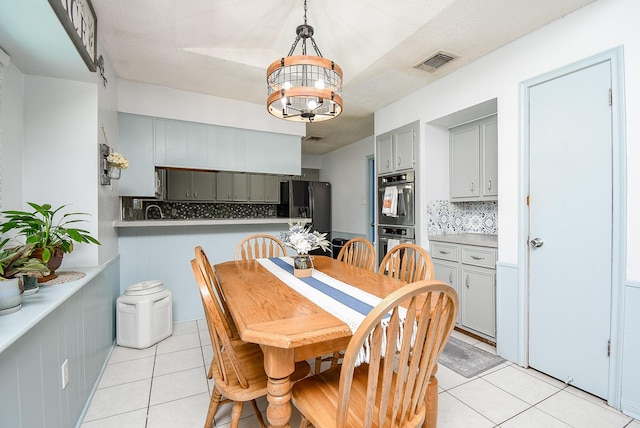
[609,88,612,106]
[607,339,611,357]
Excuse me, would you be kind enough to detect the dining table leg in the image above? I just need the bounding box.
[263,346,295,428]
[423,363,439,428]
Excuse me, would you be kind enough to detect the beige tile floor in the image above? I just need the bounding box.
[82,320,639,428]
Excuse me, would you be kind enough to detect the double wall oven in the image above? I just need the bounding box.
[377,171,415,265]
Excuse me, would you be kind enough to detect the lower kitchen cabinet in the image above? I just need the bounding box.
[433,260,461,324]
[431,239,497,341]
[460,265,496,339]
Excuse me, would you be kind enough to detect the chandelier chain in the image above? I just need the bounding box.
[303,0,308,25]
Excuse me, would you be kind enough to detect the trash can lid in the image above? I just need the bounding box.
[125,280,165,296]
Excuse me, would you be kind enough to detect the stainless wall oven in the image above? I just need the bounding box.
[377,171,415,226]
[378,225,415,265]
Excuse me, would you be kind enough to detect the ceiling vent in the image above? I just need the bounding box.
[413,51,458,73]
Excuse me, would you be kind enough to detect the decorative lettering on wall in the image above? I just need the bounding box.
[48,0,97,72]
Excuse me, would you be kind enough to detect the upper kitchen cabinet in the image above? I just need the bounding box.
[248,174,280,203]
[449,115,498,201]
[244,129,301,175]
[154,118,301,175]
[216,172,249,202]
[166,169,216,201]
[154,119,218,169]
[118,113,156,197]
[376,121,418,175]
[217,126,246,172]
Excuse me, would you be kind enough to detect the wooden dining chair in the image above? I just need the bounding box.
[378,242,434,283]
[234,234,287,261]
[191,258,311,428]
[336,237,376,271]
[194,246,242,379]
[292,279,458,428]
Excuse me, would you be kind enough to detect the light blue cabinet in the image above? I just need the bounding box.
[118,113,156,197]
[118,114,301,197]
[217,126,246,171]
[155,120,219,169]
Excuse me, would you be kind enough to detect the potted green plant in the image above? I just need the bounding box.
[0,240,49,315]
[1,203,101,280]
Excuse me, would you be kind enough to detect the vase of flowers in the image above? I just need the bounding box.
[280,220,330,278]
[106,151,129,179]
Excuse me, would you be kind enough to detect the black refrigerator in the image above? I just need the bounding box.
[287,180,332,254]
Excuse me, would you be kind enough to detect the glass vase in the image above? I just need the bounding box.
[108,166,121,179]
[293,254,313,278]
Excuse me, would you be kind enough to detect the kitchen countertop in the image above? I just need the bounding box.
[113,217,310,228]
[429,233,498,248]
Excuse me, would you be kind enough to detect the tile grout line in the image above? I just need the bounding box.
[144,345,158,428]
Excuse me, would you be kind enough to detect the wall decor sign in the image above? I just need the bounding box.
[48,0,97,72]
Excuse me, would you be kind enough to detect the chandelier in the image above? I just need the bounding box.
[266,0,343,122]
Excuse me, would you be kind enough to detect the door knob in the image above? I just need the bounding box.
[530,238,544,248]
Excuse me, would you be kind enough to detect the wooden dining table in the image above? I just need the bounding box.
[214,255,440,428]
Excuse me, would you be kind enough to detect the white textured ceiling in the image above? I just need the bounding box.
[1,0,595,154]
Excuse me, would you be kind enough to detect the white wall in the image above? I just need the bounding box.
[0,61,24,212]
[117,79,306,138]
[22,76,100,267]
[321,136,375,237]
[96,46,122,265]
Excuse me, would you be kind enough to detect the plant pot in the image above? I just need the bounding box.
[0,278,22,315]
[31,247,64,283]
[293,255,313,278]
[21,275,39,291]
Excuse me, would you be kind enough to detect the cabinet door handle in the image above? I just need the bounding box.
[386,160,390,168]
[466,275,470,288]
[470,255,484,260]
[448,272,453,284]
[438,250,450,254]
[186,192,189,198]
[397,156,401,166]
[470,182,474,192]
[194,192,198,198]
[488,179,492,190]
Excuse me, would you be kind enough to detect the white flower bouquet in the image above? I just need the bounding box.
[280,220,330,255]
[106,152,129,169]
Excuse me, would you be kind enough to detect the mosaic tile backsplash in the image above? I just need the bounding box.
[121,198,278,221]
[427,200,498,234]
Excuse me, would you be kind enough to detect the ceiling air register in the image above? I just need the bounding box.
[266,0,343,122]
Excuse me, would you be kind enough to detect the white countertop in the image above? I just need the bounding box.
[114,217,310,228]
[429,233,498,248]
[0,265,105,354]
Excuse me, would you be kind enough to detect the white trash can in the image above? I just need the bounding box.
[116,280,173,349]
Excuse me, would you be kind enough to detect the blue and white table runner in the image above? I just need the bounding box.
[257,257,408,365]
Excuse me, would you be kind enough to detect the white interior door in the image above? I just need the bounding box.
[528,60,612,399]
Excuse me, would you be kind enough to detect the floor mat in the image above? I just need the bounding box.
[438,337,505,378]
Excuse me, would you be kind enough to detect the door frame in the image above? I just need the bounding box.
[518,47,627,407]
